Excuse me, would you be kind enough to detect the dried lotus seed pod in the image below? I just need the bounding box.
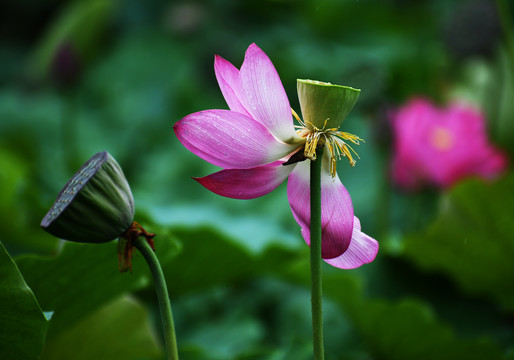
[41,151,134,243]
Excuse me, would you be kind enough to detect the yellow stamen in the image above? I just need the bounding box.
[430,126,454,151]
[292,108,302,123]
[292,108,363,177]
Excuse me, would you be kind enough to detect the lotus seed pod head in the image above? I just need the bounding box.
[41,151,135,243]
[297,79,360,130]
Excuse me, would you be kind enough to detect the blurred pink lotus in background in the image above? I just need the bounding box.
[391,98,507,190]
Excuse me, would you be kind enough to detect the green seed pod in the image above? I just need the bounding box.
[297,79,360,131]
[41,151,134,243]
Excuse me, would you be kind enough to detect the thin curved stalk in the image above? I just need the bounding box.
[133,237,179,360]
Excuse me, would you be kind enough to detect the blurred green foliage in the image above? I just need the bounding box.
[0,242,48,360]
[1,0,513,359]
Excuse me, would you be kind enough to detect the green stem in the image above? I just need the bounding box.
[133,237,179,360]
[495,0,514,71]
[310,146,325,360]
[61,90,79,174]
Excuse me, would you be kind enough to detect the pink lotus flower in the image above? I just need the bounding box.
[173,44,378,269]
[391,98,507,189]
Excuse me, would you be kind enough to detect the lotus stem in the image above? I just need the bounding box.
[310,146,325,360]
[133,237,179,360]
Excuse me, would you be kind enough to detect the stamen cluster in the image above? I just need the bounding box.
[292,109,362,177]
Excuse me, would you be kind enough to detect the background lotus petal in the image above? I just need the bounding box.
[391,98,507,189]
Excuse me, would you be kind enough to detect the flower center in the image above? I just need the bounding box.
[429,126,454,151]
[292,109,362,177]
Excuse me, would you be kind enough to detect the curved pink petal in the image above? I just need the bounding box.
[324,217,378,269]
[214,55,251,117]
[287,155,354,259]
[473,147,508,180]
[174,110,298,169]
[239,43,301,144]
[194,161,295,199]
